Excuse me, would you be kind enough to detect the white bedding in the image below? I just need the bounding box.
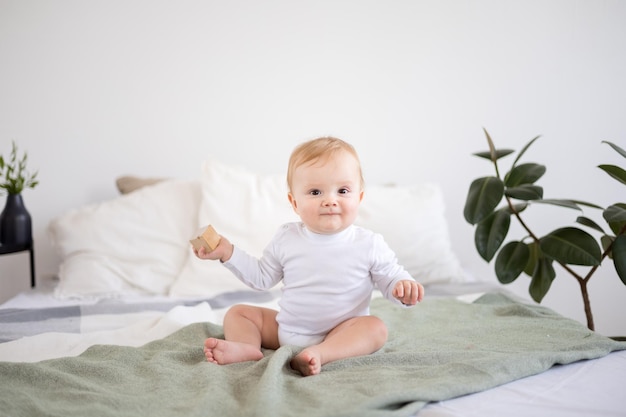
[421,350,626,417]
[1,282,624,417]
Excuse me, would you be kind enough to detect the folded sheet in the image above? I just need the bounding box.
[0,303,214,362]
[0,289,280,362]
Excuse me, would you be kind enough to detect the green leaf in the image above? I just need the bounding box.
[506,202,529,214]
[532,199,582,210]
[602,141,626,159]
[603,204,626,235]
[495,241,529,284]
[483,127,497,162]
[576,216,605,234]
[523,242,541,276]
[568,200,604,210]
[0,141,38,195]
[512,135,541,168]
[505,184,543,200]
[605,205,626,236]
[504,163,546,186]
[540,227,602,266]
[529,257,556,303]
[612,234,626,285]
[601,235,614,258]
[598,164,626,186]
[531,199,603,210]
[473,149,515,160]
[464,176,504,225]
[475,209,511,261]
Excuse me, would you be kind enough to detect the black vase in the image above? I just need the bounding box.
[0,194,33,245]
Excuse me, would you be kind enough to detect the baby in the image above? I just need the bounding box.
[193,137,424,376]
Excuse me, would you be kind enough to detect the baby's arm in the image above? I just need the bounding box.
[190,225,281,291]
[392,280,424,306]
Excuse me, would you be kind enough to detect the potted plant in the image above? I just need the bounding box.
[463,129,626,332]
[0,141,39,245]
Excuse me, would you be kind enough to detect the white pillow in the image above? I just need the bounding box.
[356,184,464,284]
[169,159,464,298]
[169,160,299,298]
[49,179,201,300]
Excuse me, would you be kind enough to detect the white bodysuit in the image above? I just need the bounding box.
[223,222,414,347]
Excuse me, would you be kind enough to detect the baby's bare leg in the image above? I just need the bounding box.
[290,316,388,376]
[204,305,279,364]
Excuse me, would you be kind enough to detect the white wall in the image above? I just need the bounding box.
[1,0,625,336]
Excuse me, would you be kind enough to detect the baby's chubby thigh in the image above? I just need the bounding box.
[278,328,325,347]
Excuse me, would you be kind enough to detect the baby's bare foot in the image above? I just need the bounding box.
[203,338,263,364]
[290,348,321,376]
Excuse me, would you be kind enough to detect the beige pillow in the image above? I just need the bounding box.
[115,176,166,194]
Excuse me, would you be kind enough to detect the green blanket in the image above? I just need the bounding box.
[1,293,624,417]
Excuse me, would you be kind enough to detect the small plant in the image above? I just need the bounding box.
[0,141,39,195]
[464,129,626,331]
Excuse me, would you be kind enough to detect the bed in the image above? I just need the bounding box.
[1,158,624,417]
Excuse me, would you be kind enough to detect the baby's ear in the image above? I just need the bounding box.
[359,190,364,202]
[288,193,299,211]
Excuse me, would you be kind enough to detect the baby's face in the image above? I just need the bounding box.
[288,151,363,235]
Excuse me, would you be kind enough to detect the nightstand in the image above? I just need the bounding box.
[0,241,35,287]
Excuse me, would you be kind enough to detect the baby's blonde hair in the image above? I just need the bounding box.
[287,136,364,192]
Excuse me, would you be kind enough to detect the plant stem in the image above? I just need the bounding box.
[578,279,594,331]
[505,197,540,242]
[506,196,597,330]
[578,224,626,331]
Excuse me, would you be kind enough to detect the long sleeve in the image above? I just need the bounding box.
[223,244,284,290]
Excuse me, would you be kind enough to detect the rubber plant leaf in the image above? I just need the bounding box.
[495,241,530,284]
[598,164,626,186]
[602,140,626,158]
[603,203,626,222]
[612,234,626,285]
[576,216,606,234]
[529,257,556,303]
[475,209,511,261]
[505,184,543,200]
[483,127,513,162]
[540,227,602,266]
[532,199,582,210]
[473,149,515,160]
[601,235,614,259]
[512,135,541,168]
[463,176,504,225]
[504,163,546,187]
[569,200,604,209]
[604,203,626,235]
[523,241,540,276]
[507,202,529,215]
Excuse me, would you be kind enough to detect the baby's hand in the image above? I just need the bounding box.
[193,236,234,263]
[392,280,424,306]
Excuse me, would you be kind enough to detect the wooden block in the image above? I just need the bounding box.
[189,224,221,252]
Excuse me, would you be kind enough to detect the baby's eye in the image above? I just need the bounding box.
[338,188,350,195]
[309,189,321,196]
